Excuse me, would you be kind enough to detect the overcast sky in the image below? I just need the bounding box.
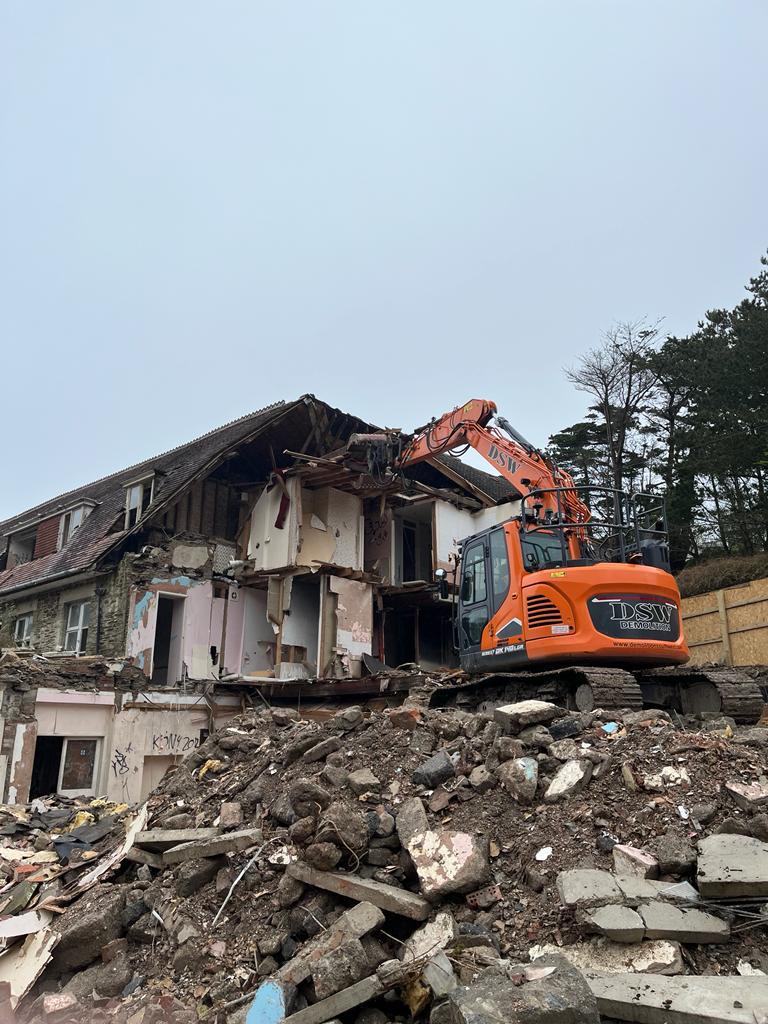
[2,2,767,520]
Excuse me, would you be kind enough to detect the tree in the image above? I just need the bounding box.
[566,320,661,495]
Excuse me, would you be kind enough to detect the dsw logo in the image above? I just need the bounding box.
[487,444,518,474]
[593,599,674,624]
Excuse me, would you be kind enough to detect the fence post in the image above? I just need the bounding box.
[715,589,733,666]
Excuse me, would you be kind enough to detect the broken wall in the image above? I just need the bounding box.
[246,476,300,570]
[297,487,363,571]
[329,577,372,672]
[126,576,244,682]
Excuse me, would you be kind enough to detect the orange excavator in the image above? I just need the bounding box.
[356,399,764,721]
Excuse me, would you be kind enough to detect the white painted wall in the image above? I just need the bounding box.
[247,476,300,570]
[433,499,520,572]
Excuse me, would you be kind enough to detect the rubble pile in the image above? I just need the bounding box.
[6,694,768,1024]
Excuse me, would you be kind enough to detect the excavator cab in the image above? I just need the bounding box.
[454,485,689,674]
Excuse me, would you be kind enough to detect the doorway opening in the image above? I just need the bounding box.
[30,736,63,798]
[29,736,101,798]
[152,595,185,684]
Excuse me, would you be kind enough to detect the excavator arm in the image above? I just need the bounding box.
[397,399,590,524]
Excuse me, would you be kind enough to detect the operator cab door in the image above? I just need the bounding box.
[459,539,490,661]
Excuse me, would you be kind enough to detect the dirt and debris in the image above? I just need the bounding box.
[2,691,768,1024]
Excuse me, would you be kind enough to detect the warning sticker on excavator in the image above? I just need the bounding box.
[550,570,566,577]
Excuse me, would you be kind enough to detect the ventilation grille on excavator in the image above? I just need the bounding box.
[526,594,563,627]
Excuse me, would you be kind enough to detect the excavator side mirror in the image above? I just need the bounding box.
[434,568,449,600]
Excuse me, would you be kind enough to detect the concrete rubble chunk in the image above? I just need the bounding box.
[396,797,430,848]
[136,827,221,849]
[175,856,225,896]
[585,972,768,1024]
[399,912,457,963]
[444,952,600,1024]
[278,901,385,986]
[303,737,343,763]
[656,831,696,876]
[412,749,456,789]
[494,700,566,732]
[406,830,489,899]
[582,905,645,943]
[348,768,380,796]
[282,960,406,1024]
[697,832,768,898]
[316,802,369,853]
[163,827,262,865]
[643,766,690,791]
[545,760,593,803]
[548,738,583,762]
[531,940,684,976]
[220,802,243,828]
[51,886,125,973]
[287,862,431,920]
[290,779,332,817]
[498,757,539,804]
[422,950,456,998]
[638,901,729,943]
[468,765,494,792]
[724,779,768,811]
[614,875,700,905]
[557,869,621,908]
[310,938,370,1000]
[612,844,659,879]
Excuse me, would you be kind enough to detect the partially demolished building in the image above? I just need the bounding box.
[0,395,517,804]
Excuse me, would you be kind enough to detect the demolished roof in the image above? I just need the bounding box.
[0,397,517,598]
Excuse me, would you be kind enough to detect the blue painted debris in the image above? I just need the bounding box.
[601,722,620,734]
[245,981,288,1024]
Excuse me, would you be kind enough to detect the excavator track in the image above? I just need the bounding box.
[572,668,644,713]
[636,665,766,724]
[428,663,765,724]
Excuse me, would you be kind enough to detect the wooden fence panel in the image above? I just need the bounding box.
[681,576,768,666]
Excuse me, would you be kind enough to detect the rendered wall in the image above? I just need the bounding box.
[433,499,519,573]
[298,487,363,571]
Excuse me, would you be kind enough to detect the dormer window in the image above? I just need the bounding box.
[57,503,94,550]
[125,476,155,529]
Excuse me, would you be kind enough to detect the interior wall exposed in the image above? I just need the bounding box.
[281,576,320,672]
[393,501,433,584]
[241,588,274,675]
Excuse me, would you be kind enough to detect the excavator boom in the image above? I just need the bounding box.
[398,399,590,524]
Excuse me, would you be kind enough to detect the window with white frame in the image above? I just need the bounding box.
[58,738,101,796]
[63,600,90,653]
[124,477,155,529]
[58,504,93,549]
[14,613,33,646]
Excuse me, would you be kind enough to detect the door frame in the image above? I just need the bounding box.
[57,736,102,797]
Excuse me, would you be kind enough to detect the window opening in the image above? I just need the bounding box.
[64,599,90,652]
[14,613,33,646]
[125,477,155,529]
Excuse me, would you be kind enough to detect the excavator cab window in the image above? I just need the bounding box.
[520,530,566,571]
[489,529,510,612]
[459,542,489,649]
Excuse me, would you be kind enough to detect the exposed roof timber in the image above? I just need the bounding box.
[424,456,495,507]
